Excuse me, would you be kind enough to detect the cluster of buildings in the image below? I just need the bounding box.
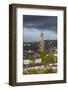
[23,32,57,73]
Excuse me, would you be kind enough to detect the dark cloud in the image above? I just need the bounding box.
[23,15,57,33]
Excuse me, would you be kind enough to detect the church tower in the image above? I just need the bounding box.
[39,32,45,52]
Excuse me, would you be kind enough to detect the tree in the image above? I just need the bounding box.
[40,51,49,65]
[30,56,35,65]
[54,56,57,63]
[48,55,55,64]
[40,51,56,65]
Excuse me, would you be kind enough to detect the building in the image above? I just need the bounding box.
[39,32,45,52]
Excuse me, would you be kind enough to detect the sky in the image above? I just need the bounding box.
[23,15,57,42]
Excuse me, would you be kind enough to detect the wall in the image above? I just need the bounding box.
[0,0,68,90]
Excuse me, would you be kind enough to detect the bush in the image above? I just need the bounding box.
[28,69,38,74]
[43,68,55,73]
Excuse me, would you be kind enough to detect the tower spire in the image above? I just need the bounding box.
[39,32,45,52]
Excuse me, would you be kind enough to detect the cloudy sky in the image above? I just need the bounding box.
[23,15,57,42]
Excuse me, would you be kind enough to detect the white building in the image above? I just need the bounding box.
[23,58,41,65]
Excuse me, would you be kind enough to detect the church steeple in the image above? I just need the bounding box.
[39,32,45,52]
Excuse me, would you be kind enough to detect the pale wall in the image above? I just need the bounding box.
[0,0,68,90]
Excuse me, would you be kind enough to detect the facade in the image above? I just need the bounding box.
[23,58,41,65]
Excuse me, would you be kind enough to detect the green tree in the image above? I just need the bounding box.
[40,51,56,65]
[49,54,57,64]
[30,56,35,65]
[54,56,57,63]
[49,55,55,64]
[40,51,49,65]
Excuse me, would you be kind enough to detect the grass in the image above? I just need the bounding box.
[43,68,55,73]
[23,67,57,75]
[28,69,38,74]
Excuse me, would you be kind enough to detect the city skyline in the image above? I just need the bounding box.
[23,15,57,42]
